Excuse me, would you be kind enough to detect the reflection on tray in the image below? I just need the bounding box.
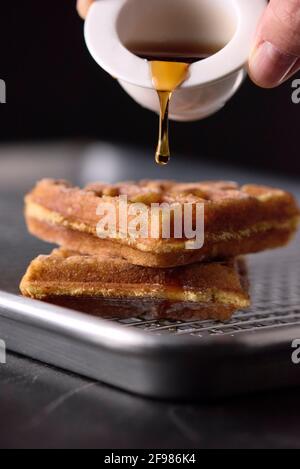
[45,297,235,322]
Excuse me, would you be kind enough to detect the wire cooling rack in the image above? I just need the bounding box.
[110,234,300,337]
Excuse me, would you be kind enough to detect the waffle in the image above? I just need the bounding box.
[25,179,300,268]
[20,249,250,321]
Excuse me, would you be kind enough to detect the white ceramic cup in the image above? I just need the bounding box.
[85,0,266,121]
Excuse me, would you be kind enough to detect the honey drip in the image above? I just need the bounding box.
[126,42,223,165]
[150,61,190,165]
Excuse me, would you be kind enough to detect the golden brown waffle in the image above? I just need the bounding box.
[25,179,300,268]
[20,249,250,321]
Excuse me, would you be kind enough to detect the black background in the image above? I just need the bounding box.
[0,1,300,175]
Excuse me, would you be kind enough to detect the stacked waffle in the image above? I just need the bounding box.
[20,179,300,321]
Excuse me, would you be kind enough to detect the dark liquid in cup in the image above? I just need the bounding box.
[126,41,223,165]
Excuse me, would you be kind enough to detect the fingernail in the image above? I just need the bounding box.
[249,41,298,87]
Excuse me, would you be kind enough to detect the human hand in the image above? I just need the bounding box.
[248,0,300,88]
[77,0,95,19]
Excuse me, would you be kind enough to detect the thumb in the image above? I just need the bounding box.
[249,0,300,88]
[77,0,95,19]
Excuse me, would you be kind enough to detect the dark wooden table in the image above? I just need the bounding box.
[2,352,300,449]
[0,143,300,449]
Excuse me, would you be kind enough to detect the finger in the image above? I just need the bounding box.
[249,0,300,88]
[77,0,95,19]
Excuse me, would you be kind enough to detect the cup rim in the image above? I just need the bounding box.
[85,0,266,89]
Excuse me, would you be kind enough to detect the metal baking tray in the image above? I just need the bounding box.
[1,234,300,400]
[0,147,300,399]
